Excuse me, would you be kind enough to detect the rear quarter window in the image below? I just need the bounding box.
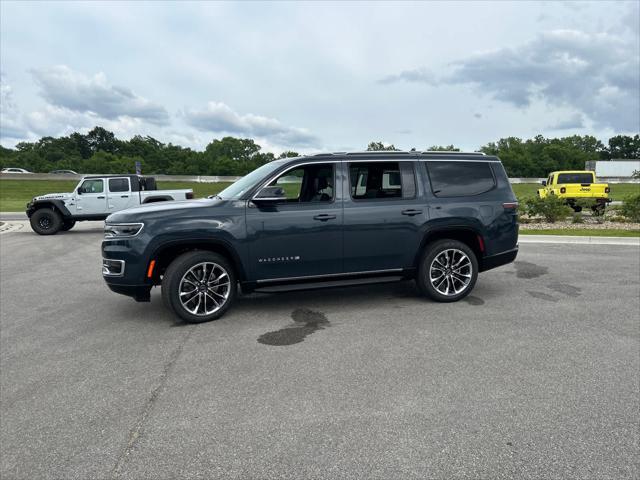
[424,161,495,197]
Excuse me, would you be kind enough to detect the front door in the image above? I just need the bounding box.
[75,178,107,215]
[342,161,426,272]
[246,162,343,281]
[106,177,135,213]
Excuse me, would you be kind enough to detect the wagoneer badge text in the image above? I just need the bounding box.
[258,256,301,263]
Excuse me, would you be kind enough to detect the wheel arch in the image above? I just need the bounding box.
[150,239,246,283]
[415,227,485,269]
[27,200,71,219]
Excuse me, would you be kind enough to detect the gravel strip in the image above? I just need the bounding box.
[521,221,640,231]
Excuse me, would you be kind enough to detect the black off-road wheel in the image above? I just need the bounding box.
[30,209,62,235]
[61,220,76,231]
[162,250,237,323]
[416,239,479,302]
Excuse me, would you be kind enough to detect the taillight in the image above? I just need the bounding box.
[503,202,519,210]
[605,187,610,193]
[560,187,566,194]
[186,192,194,199]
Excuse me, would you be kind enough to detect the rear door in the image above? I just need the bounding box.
[342,160,426,272]
[106,177,135,212]
[75,178,107,215]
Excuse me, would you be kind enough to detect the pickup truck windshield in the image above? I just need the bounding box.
[557,173,594,184]
[217,160,287,200]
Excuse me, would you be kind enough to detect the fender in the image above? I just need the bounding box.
[26,199,72,219]
[142,195,173,204]
[149,236,248,281]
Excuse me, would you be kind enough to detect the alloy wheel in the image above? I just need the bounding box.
[178,262,230,316]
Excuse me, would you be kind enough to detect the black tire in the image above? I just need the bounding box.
[416,239,479,302]
[161,250,237,323]
[591,204,605,216]
[30,208,62,235]
[571,205,582,213]
[61,220,76,231]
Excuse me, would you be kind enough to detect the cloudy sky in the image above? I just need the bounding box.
[1,1,638,153]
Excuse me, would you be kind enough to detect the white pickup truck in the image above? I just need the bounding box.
[26,175,194,235]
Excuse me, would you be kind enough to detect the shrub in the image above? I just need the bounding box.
[619,194,640,222]
[571,213,584,224]
[524,195,572,223]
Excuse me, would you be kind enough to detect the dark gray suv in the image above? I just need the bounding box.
[102,151,519,323]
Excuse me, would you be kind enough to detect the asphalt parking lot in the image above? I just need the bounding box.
[1,222,638,479]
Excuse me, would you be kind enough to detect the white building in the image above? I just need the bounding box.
[585,159,640,178]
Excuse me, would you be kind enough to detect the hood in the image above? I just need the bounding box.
[106,198,225,223]
[33,192,73,201]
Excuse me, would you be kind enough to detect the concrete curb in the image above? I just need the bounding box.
[520,235,640,246]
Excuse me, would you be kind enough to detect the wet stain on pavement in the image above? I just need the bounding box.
[258,308,330,346]
[527,290,559,302]
[514,261,548,279]
[547,282,582,297]
[464,296,485,306]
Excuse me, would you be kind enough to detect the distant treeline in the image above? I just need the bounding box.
[1,127,638,178]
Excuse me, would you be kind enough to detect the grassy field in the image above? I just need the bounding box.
[1,179,638,212]
[520,229,640,237]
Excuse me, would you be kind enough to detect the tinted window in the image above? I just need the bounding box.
[425,161,495,197]
[108,178,129,192]
[557,173,594,184]
[349,162,414,200]
[266,164,334,203]
[80,179,104,194]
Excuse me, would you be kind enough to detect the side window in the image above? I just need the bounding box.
[349,162,414,200]
[108,178,130,193]
[424,161,495,197]
[80,179,104,194]
[267,163,334,203]
[549,175,554,185]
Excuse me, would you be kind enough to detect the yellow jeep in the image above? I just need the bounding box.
[537,170,611,214]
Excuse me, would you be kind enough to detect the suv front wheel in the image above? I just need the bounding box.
[162,251,237,323]
[417,239,478,302]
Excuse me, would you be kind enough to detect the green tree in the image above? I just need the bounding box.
[367,141,398,151]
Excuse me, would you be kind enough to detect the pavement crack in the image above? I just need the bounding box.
[110,325,195,479]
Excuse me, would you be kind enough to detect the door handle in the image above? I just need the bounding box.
[401,209,422,216]
[97,196,105,199]
[313,214,336,221]
[121,195,129,198]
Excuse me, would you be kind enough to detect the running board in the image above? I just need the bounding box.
[253,275,404,293]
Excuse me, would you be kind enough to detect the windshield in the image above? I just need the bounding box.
[217,160,287,200]
[557,173,594,184]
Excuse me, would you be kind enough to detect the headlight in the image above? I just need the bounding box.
[104,223,144,238]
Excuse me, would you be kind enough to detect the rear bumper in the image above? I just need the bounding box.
[480,247,518,272]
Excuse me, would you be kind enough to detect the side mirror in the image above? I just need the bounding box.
[253,186,286,203]
[77,187,84,195]
[541,180,547,186]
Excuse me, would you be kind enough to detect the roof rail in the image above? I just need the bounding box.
[421,151,485,155]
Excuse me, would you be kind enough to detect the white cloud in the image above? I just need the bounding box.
[31,65,170,126]
[184,101,318,147]
[381,29,639,132]
[0,75,29,140]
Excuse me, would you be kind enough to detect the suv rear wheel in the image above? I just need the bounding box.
[417,239,478,302]
[161,250,237,323]
[30,208,62,235]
